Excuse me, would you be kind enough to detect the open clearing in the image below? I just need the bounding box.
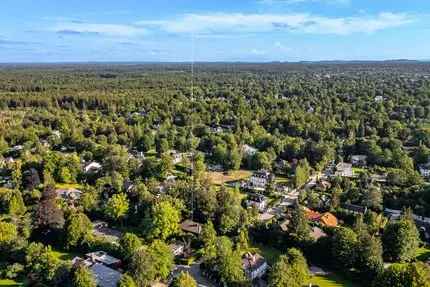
[206,170,252,185]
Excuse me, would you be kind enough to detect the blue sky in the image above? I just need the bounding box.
[0,0,429,62]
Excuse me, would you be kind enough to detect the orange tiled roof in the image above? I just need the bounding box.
[319,212,338,227]
[304,207,322,221]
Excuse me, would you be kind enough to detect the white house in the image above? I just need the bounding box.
[245,193,268,212]
[419,163,430,178]
[84,161,102,173]
[334,162,353,177]
[242,253,268,281]
[351,155,367,167]
[249,170,274,190]
[242,144,257,157]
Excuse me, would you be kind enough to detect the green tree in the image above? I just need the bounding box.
[374,263,430,287]
[172,272,197,287]
[118,274,137,287]
[289,204,311,244]
[65,212,92,249]
[25,243,62,284]
[104,193,129,223]
[201,221,217,260]
[382,210,420,262]
[8,191,26,217]
[148,200,181,240]
[72,264,97,287]
[356,232,384,281]
[331,227,358,270]
[269,248,309,287]
[294,159,311,188]
[215,236,246,286]
[130,240,174,286]
[0,221,18,250]
[120,232,142,260]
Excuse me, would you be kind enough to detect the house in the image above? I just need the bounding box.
[334,162,353,177]
[274,159,288,173]
[242,144,257,157]
[317,180,331,190]
[72,251,122,287]
[279,218,291,232]
[84,161,102,173]
[90,263,122,287]
[92,221,123,243]
[242,253,268,281]
[319,212,338,227]
[245,193,268,212]
[85,251,122,268]
[343,203,367,214]
[56,188,82,201]
[374,96,384,102]
[169,150,184,165]
[384,208,402,221]
[351,155,367,167]
[418,162,430,178]
[169,242,185,257]
[248,170,274,191]
[304,208,338,227]
[304,207,322,221]
[310,226,327,241]
[180,220,202,235]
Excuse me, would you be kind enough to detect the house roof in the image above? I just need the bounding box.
[336,162,352,171]
[242,253,266,272]
[319,212,338,227]
[86,251,121,266]
[310,226,327,240]
[351,155,367,160]
[343,203,367,213]
[180,220,202,235]
[279,219,290,232]
[90,263,122,287]
[304,207,322,221]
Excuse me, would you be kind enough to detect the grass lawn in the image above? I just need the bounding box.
[416,246,430,262]
[51,249,83,261]
[206,170,252,185]
[0,279,25,287]
[55,183,83,190]
[352,167,366,175]
[250,242,282,265]
[274,175,289,185]
[306,273,361,287]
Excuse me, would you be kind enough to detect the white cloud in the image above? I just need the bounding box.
[53,22,147,37]
[136,12,414,36]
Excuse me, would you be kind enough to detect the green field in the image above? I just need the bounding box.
[0,279,25,287]
[305,274,360,287]
[416,246,430,262]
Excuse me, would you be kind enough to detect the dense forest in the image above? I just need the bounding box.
[0,62,429,287]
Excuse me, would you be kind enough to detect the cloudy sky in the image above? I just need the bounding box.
[0,0,429,62]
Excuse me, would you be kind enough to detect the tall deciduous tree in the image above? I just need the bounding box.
[148,200,181,240]
[65,212,92,249]
[130,240,174,286]
[269,248,309,287]
[104,193,129,223]
[172,272,197,287]
[72,264,97,287]
[382,209,420,262]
